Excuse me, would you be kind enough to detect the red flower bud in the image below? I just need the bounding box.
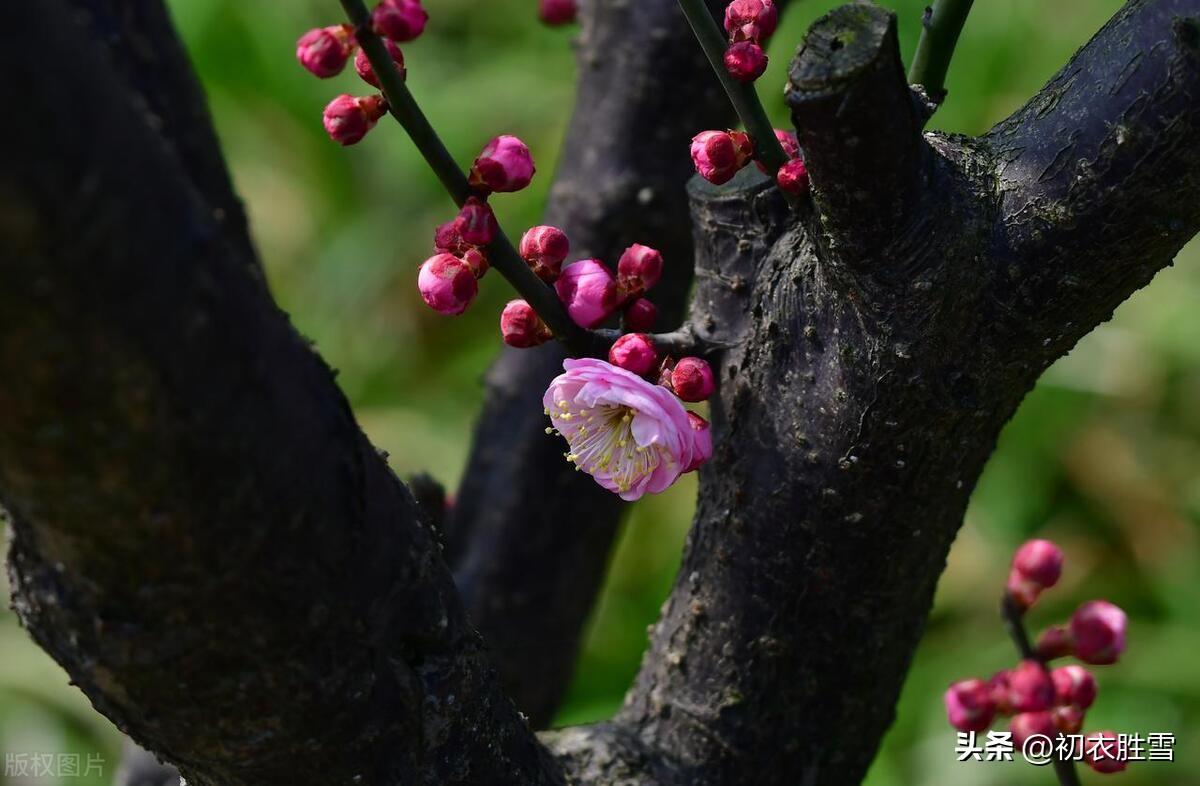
[608,333,658,376]
[297,26,355,79]
[355,39,406,88]
[1084,731,1128,774]
[756,129,800,173]
[690,129,754,185]
[776,158,810,196]
[372,0,428,42]
[1053,704,1085,734]
[1051,665,1097,710]
[470,135,536,194]
[1013,539,1064,588]
[724,0,778,41]
[434,220,470,255]
[1070,600,1128,665]
[944,679,996,733]
[500,299,553,348]
[322,94,388,146]
[1010,712,1056,749]
[519,225,570,282]
[555,259,619,328]
[417,253,477,315]
[988,670,1013,715]
[671,357,715,402]
[617,243,664,297]
[1035,624,1074,661]
[455,197,498,246]
[683,412,713,473]
[623,298,658,332]
[1007,660,1055,713]
[462,247,489,279]
[539,0,578,26]
[724,41,768,83]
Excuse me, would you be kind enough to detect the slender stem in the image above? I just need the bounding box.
[907,0,975,103]
[999,593,1082,786]
[675,0,789,173]
[337,0,591,355]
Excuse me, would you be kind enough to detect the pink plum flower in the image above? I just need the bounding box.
[544,358,695,500]
[617,244,664,298]
[539,0,578,26]
[671,357,716,402]
[776,158,810,196]
[417,253,477,315]
[372,0,428,42]
[500,299,553,348]
[1070,600,1127,665]
[323,94,389,146]
[691,129,754,185]
[623,298,658,332]
[724,41,768,83]
[944,679,996,733]
[555,259,619,328]
[297,26,355,79]
[724,0,778,42]
[609,333,658,376]
[684,412,712,473]
[470,135,536,193]
[354,39,406,88]
[519,225,570,282]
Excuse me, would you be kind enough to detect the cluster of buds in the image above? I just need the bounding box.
[944,539,1132,775]
[416,136,535,315]
[538,0,578,26]
[722,0,776,82]
[692,127,810,196]
[298,1,426,145]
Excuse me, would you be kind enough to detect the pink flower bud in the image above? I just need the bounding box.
[297,26,355,79]
[434,219,469,255]
[462,247,489,278]
[323,94,388,146]
[469,135,536,194]
[724,41,768,83]
[1012,539,1064,588]
[683,412,713,473]
[1051,665,1097,710]
[724,0,777,41]
[608,333,658,376]
[617,244,664,297]
[776,158,810,196]
[500,299,553,348]
[455,197,498,246]
[418,253,477,315]
[1007,660,1055,713]
[1035,624,1074,661]
[671,357,715,402]
[519,225,570,282]
[1070,600,1128,665]
[988,670,1013,715]
[1053,705,1085,734]
[1010,712,1056,749]
[372,0,428,42]
[944,679,996,733]
[355,39,406,88]
[539,0,578,25]
[755,129,800,173]
[690,130,754,185]
[623,298,658,332]
[555,259,619,328]
[1084,731,1128,774]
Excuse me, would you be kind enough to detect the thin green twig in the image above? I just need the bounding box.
[907,0,975,102]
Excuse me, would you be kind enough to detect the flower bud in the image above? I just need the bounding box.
[1010,712,1056,749]
[539,0,578,25]
[355,38,406,88]
[988,670,1013,715]
[500,299,553,348]
[297,26,355,78]
[1007,660,1055,713]
[462,247,489,278]
[623,298,657,332]
[617,243,664,297]
[455,197,498,246]
[519,225,570,282]
[724,0,778,41]
[684,412,713,473]
[690,130,754,185]
[1053,705,1085,734]
[608,333,658,376]
[434,220,469,255]
[724,41,768,83]
[323,94,388,146]
[756,129,800,173]
[1070,600,1128,665]
[776,158,810,196]
[418,253,477,315]
[1051,665,1097,710]
[943,679,996,733]
[671,357,715,402]
[1013,539,1064,588]
[554,259,619,328]
[1084,731,1128,774]
[470,135,536,193]
[1035,624,1074,661]
[372,0,428,42]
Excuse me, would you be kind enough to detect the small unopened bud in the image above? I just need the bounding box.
[1010,712,1056,749]
[776,158,810,196]
[724,41,768,83]
[470,135,535,193]
[724,0,778,41]
[623,298,658,332]
[1035,624,1074,661]
[1070,600,1127,665]
[355,39,406,88]
[944,679,996,733]
[434,220,469,255]
[372,0,429,42]
[455,197,498,246]
[1084,731,1128,774]
[539,0,578,25]
[988,670,1013,715]
[323,94,388,146]
[608,333,658,376]
[500,299,553,348]
[462,247,489,278]
[756,129,800,173]
[1053,705,1085,734]
[671,357,715,402]
[1013,539,1064,588]
[1007,660,1055,713]
[1051,665,1097,710]
[683,412,713,473]
[297,26,355,78]
[519,225,570,282]
[690,130,754,185]
[418,253,477,315]
[554,259,618,328]
[617,244,664,298]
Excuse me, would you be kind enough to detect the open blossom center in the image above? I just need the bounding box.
[550,401,673,495]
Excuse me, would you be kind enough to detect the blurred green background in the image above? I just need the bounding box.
[2,0,1197,783]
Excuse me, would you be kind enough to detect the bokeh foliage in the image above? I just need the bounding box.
[1,0,1196,783]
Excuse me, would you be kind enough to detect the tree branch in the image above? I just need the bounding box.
[907,0,976,103]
